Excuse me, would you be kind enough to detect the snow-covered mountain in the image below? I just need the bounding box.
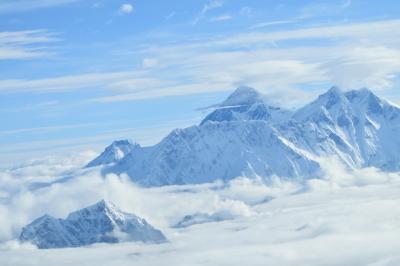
[108,121,319,186]
[86,140,139,167]
[88,86,400,186]
[20,200,166,249]
[282,87,400,170]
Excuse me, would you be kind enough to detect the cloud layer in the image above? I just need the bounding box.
[0,153,399,265]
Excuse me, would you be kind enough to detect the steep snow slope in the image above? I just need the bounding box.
[20,200,166,249]
[110,121,319,186]
[345,88,400,170]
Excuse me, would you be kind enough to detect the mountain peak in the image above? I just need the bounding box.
[200,86,291,125]
[320,86,344,99]
[315,86,347,109]
[345,87,375,101]
[86,140,139,168]
[111,139,132,147]
[21,201,167,249]
[345,88,388,115]
[66,199,121,221]
[88,199,115,211]
[327,86,342,94]
[221,86,265,107]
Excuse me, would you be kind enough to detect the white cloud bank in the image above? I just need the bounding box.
[0,153,399,265]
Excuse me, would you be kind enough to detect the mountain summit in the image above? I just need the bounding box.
[201,86,291,125]
[20,200,166,249]
[220,86,265,107]
[88,86,400,186]
[86,140,139,167]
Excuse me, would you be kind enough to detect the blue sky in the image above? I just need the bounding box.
[1,0,400,166]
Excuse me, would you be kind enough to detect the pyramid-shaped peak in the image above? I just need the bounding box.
[21,200,167,248]
[108,140,139,153]
[314,86,347,108]
[231,86,259,95]
[86,140,139,168]
[92,199,113,208]
[327,86,342,94]
[86,199,118,212]
[66,200,122,221]
[110,139,135,147]
[318,86,344,100]
[221,86,265,107]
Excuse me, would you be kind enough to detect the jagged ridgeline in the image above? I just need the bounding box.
[87,86,400,186]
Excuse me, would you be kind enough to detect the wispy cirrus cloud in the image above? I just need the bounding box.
[210,14,232,22]
[0,0,80,14]
[0,29,59,60]
[1,20,400,106]
[0,71,144,93]
[193,0,224,24]
[250,20,298,29]
[299,0,353,19]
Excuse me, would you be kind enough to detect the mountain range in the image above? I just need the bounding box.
[87,86,400,186]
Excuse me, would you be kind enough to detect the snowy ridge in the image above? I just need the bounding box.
[20,200,166,249]
[89,86,400,186]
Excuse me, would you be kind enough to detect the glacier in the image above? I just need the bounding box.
[86,86,400,186]
[19,200,166,249]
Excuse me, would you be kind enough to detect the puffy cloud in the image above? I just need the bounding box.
[118,3,133,15]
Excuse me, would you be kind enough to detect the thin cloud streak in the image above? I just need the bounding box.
[0,20,399,105]
[193,0,224,24]
[0,29,59,60]
[210,15,232,22]
[250,20,298,29]
[0,0,80,14]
